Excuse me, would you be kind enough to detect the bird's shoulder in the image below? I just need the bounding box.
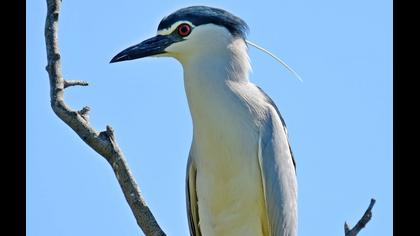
[254,85,297,170]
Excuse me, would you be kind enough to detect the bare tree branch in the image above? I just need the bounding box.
[44,1,166,235]
[64,79,89,88]
[345,198,376,236]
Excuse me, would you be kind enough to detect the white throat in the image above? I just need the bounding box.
[180,36,251,128]
[182,36,251,82]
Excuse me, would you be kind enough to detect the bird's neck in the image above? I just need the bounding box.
[182,37,251,84]
[181,38,252,130]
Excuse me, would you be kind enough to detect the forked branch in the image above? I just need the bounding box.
[44,0,166,235]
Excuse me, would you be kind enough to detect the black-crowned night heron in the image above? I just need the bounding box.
[111,5,297,236]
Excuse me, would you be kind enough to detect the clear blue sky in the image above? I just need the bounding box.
[27,0,392,235]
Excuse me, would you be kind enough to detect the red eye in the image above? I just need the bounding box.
[177,23,191,37]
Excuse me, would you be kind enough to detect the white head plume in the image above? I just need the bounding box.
[246,40,303,82]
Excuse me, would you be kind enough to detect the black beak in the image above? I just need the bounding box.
[110,35,178,63]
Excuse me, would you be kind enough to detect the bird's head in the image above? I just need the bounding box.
[110,6,249,64]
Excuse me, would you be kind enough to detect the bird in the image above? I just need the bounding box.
[110,6,297,236]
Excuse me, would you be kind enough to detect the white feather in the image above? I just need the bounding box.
[246,40,303,82]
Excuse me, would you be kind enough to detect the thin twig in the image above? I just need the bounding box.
[64,79,89,88]
[78,106,90,122]
[44,0,166,235]
[344,198,376,236]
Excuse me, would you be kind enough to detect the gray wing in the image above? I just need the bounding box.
[186,152,201,236]
[257,86,296,170]
[258,105,298,236]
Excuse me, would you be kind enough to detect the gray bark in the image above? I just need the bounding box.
[345,198,376,236]
[44,0,166,235]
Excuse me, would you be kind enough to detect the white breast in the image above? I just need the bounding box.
[188,79,270,236]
